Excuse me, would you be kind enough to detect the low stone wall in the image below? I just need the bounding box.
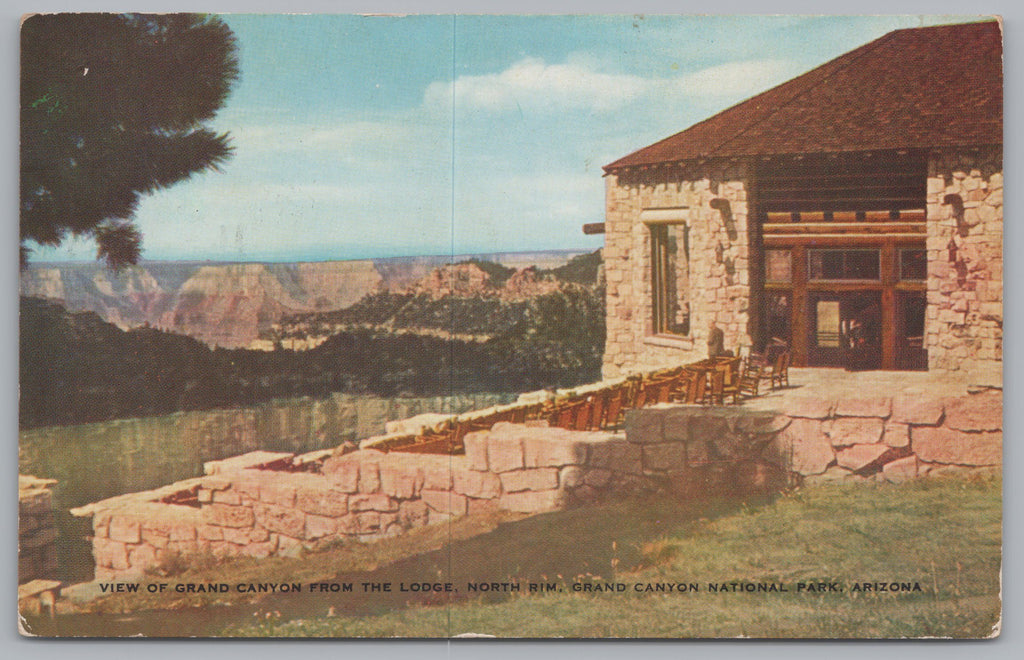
[19,476,59,584]
[72,415,788,581]
[633,390,1002,483]
[71,389,1001,581]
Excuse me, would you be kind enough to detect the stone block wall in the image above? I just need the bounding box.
[76,425,648,580]
[19,476,59,584]
[603,163,754,379]
[73,417,797,581]
[634,390,1002,484]
[926,148,1003,382]
[73,386,1001,581]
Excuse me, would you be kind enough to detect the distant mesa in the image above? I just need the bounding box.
[405,262,561,301]
[19,250,589,349]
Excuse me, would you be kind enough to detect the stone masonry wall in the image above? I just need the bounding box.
[75,426,625,580]
[19,476,59,584]
[603,164,754,378]
[74,416,785,581]
[74,386,1000,581]
[926,148,1003,383]
[637,390,1002,484]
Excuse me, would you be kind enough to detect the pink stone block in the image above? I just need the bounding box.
[487,435,525,473]
[358,460,381,493]
[420,489,468,516]
[379,465,419,500]
[212,490,242,506]
[410,455,454,490]
[141,530,170,549]
[943,393,1002,432]
[834,397,892,418]
[254,504,305,538]
[305,514,338,540]
[523,434,588,468]
[249,527,270,543]
[912,427,1002,466]
[221,526,253,545]
[827,418,885,447]
[736,414,791,435]
[202,503,255,528]
[882,422,911,448]
[398,500,429,528]
[169,524,196,542]
[95,538,129,570]
[891,397,944,426]
[259,482,297,508]
[835,444,897,472]
[295,488,348,517]
[463,432,489,471]
[497,489,564,513]
[882,456,918,483]
[276,535,304,558]
[239,539,278,558]
[452,469,502,499]
[776,418,833,476]
[356,512,381,534]
[499,468,559,493]
[197,525,223,541]
[336,515,360,536]
[627,411,664,444]
[349,493,397,513]
[108,517,141,544]
[322,459,360,493]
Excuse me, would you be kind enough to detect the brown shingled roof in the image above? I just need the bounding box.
[604,20,1002,172]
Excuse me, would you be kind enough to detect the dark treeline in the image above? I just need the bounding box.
[19,284,605,429]
[271,251,604,341]
[274,292,532,339]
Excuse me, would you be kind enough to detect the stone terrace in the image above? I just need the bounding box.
[635,367,1002,484]
[69,367,1000,581]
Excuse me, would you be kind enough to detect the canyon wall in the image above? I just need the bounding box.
[20,251,584,348]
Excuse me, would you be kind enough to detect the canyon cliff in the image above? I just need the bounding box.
[20,251,585,348]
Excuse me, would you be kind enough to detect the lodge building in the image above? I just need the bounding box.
[597,21,1002,382]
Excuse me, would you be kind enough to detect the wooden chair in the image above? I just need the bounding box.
[551,397,588,429]
[705,368,726,405]
[589,389,609,430]
[725,362,763,404]
[692,369,708,403]
[765,351,791,389]
[604,383,629,429]
[670,370,696,402]
[723,356,742,387]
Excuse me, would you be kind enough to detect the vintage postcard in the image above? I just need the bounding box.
[18,14,1002,638]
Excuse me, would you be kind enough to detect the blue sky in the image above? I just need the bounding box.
[32,14,981,263]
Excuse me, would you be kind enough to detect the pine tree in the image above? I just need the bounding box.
[20,13,239,269]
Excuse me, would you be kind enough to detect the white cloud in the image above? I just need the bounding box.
[425,56,802,115]
[425,57,649,114]
[675,59,802,98]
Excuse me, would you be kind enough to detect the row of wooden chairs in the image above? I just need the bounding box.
[390,352,784,454]
[749,350,791,390]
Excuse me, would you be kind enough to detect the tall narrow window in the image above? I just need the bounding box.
[650,222,690,336]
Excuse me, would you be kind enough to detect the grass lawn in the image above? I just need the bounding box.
[54,472,1001,638]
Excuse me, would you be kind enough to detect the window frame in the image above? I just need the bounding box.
[647,219,691,338]
[807,248,882,282]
